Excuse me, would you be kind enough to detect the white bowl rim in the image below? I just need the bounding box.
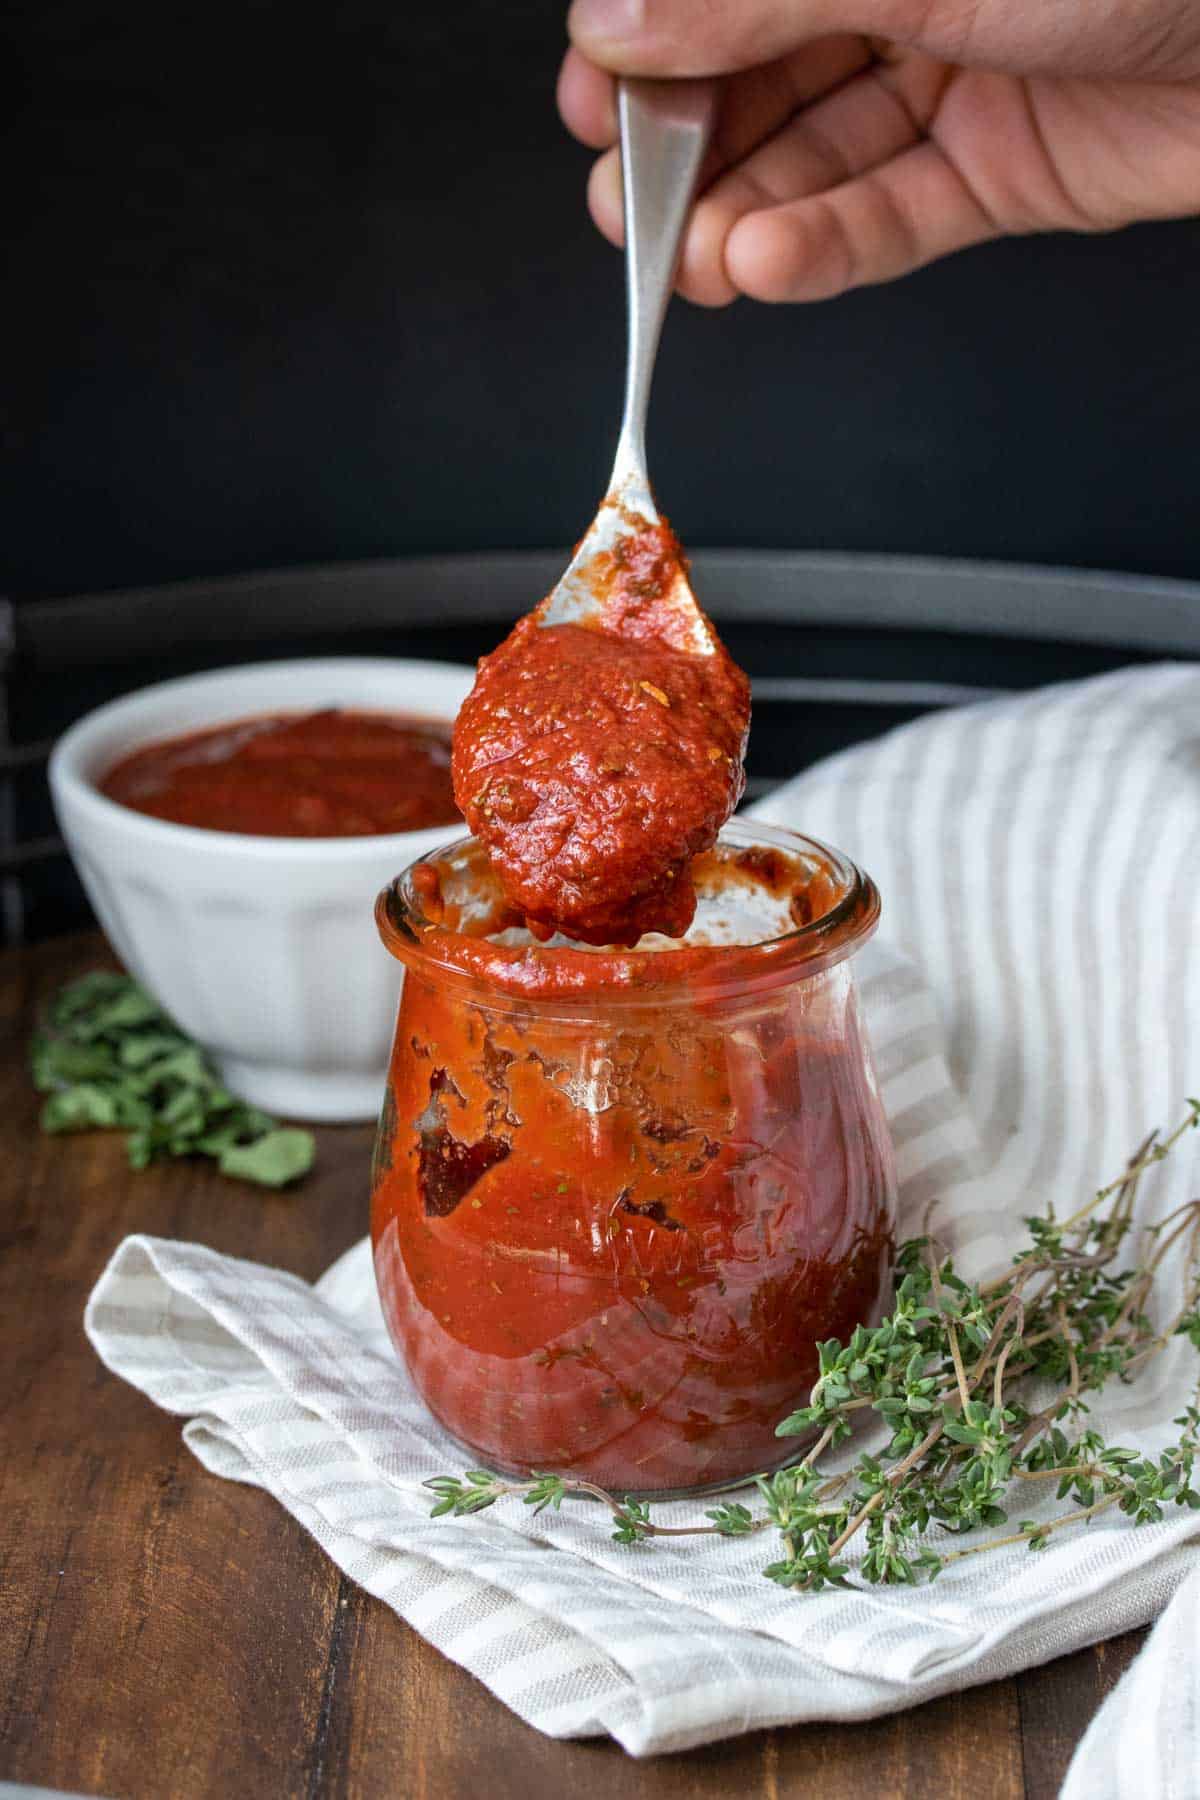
[49,655,476,864]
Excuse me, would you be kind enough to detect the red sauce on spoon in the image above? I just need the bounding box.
[451,520,750,945]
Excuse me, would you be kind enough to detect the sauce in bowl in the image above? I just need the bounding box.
[99,708,460,838]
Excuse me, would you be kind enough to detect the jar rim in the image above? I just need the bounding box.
[375,819,880,1009]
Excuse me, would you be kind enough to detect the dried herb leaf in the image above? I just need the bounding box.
[218,1129,315,1188]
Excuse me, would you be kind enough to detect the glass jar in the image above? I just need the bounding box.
[371,820,895,1496]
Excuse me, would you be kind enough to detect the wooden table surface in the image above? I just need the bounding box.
[2,932,1147,1800]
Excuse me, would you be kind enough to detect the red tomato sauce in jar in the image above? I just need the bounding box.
[99,709,459,837]
[451,521,750,946]
[371,829,896,1495]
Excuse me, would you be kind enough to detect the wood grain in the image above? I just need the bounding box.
[0,931,1148,1798]
[1016,1631,1146,1800]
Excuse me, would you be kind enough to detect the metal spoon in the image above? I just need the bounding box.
[535,77,718,655]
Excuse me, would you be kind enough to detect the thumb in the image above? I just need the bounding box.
[566,0,898,75]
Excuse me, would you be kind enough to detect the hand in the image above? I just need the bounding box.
[557,0,1200,303]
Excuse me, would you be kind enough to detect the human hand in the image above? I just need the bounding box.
[557,0,1200,302]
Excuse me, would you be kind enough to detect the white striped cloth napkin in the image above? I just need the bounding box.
[85,663,1200,1762]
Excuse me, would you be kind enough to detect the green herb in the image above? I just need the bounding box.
[31,971,315,1188]
[427,1101,1200,1589]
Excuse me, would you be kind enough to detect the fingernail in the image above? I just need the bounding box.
[568,0,645,45]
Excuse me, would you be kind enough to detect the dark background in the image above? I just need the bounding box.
[6,0,1200,602]
[5,0,1200,943]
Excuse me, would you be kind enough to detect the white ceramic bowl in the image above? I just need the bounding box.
[49,657,475,1123]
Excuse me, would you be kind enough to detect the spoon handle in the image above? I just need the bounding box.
[611,77,717,501]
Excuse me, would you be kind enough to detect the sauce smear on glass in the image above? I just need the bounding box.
[371,827,895,1493]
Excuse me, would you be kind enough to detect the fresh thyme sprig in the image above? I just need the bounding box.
[426,1102,1200,1590]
